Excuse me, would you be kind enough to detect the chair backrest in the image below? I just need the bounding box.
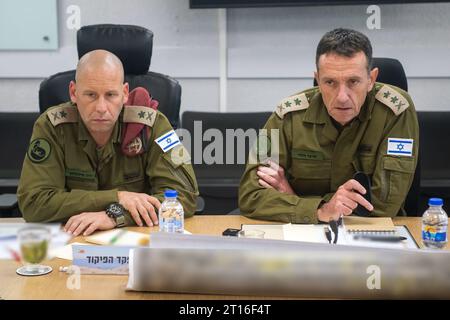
[181,111,272,213]
[417,111,450,206]
[38,24,181,129]
[418,112,450,181]
[370,57,408,91]
[0,112,39,193]
[314,57,419,216]
[373,58,419,216]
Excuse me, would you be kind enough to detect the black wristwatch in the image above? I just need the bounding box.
[106,203,126,228]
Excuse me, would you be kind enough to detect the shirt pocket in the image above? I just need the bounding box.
[289,159,332,195]
[66,177,98,191]
[359,155,376,176]
[381,156,415,203]
[113,157,146,192]
[65,169,98,191]
[115,175,146,192]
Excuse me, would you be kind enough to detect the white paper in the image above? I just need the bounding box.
[50,242,88,261]
[241,224,418,249]
[0,223,70,260]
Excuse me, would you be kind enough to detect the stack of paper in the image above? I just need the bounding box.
[85,229,150,246]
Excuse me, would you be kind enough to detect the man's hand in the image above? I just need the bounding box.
[117,191,161,227]
[317,179,374,222]
[64,211,116,236]
[256,160,295,195]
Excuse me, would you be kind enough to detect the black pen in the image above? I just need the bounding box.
[324,226,332,244]
[329,220,339,244]
[353,235,407,242]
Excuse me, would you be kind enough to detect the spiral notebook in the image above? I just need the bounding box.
[239,222,419,249]
[342,216,396,233]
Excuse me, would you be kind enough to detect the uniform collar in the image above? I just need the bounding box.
[303,92,339,142]
[303,92,328,125]
[77,108,122,144]
[302,88,375,125]
[78,114,90,142]
[301,87,376,142]
[303,86,376,134]
[357,85,377,123]
[74,106,123,166]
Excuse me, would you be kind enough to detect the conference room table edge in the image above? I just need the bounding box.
[0,215,446,300]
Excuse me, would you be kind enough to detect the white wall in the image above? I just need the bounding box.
[0,0,449,113]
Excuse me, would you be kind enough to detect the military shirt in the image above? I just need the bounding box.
[239,83,419,224]
[17,102,199,224]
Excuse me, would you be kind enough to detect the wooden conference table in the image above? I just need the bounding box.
[0,215,447,300]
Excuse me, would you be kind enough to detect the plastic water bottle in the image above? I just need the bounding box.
[159,190,184,233]
[422,198,448,249]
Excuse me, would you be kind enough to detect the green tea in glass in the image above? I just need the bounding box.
[16,226,52,276]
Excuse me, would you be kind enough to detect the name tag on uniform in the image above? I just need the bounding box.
[387,138,413,157]
[65,168,96,180]
[292,149,324,160]
[155,130,181,153]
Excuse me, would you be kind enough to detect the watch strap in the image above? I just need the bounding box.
[115,214,126,228]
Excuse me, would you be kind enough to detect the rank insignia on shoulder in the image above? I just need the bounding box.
[375,85,410,116]
[155,130,181,153]
[387,138,413,157]
[275,92,309,119]
[123,106,157,127]
[47,105,78,126]
[27,138,51,163]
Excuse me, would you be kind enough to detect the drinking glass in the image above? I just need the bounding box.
[16,226,52,276]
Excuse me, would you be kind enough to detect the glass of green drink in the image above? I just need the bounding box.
[16,226,52,276]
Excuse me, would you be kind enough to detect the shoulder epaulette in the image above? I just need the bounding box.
[375,84,410,116]
[275,92,310,119]
[123,106,157,127]
[47,104,78,126]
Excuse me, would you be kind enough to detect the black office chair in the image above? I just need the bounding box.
[0,112,39,217]
[417,111,450,214]
[38,24,182,129]
[181,111,272,214]
[372,58,419,216]
[315,57,419,216]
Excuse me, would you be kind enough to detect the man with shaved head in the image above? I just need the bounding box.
[239,28,419,223]
[18,50,198,236]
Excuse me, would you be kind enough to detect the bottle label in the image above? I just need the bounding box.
[422,225,447,242]
[159,208,184,233]
[173,219,183,232]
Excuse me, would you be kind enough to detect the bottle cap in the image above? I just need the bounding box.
[164,189,178,198]
[428,198,443,206]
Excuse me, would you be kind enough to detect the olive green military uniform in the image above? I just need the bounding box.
[239,82,419,223]
[17,102,198,224]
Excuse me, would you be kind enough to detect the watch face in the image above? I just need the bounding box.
[108,203,123,217]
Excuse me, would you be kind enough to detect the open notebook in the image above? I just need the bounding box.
[342,216,396,233]
[241,217,419,249]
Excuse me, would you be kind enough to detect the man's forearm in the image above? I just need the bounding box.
[19,188,119,223]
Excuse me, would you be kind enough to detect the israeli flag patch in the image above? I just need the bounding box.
[155,130,181,153]
[387,138,413,157]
